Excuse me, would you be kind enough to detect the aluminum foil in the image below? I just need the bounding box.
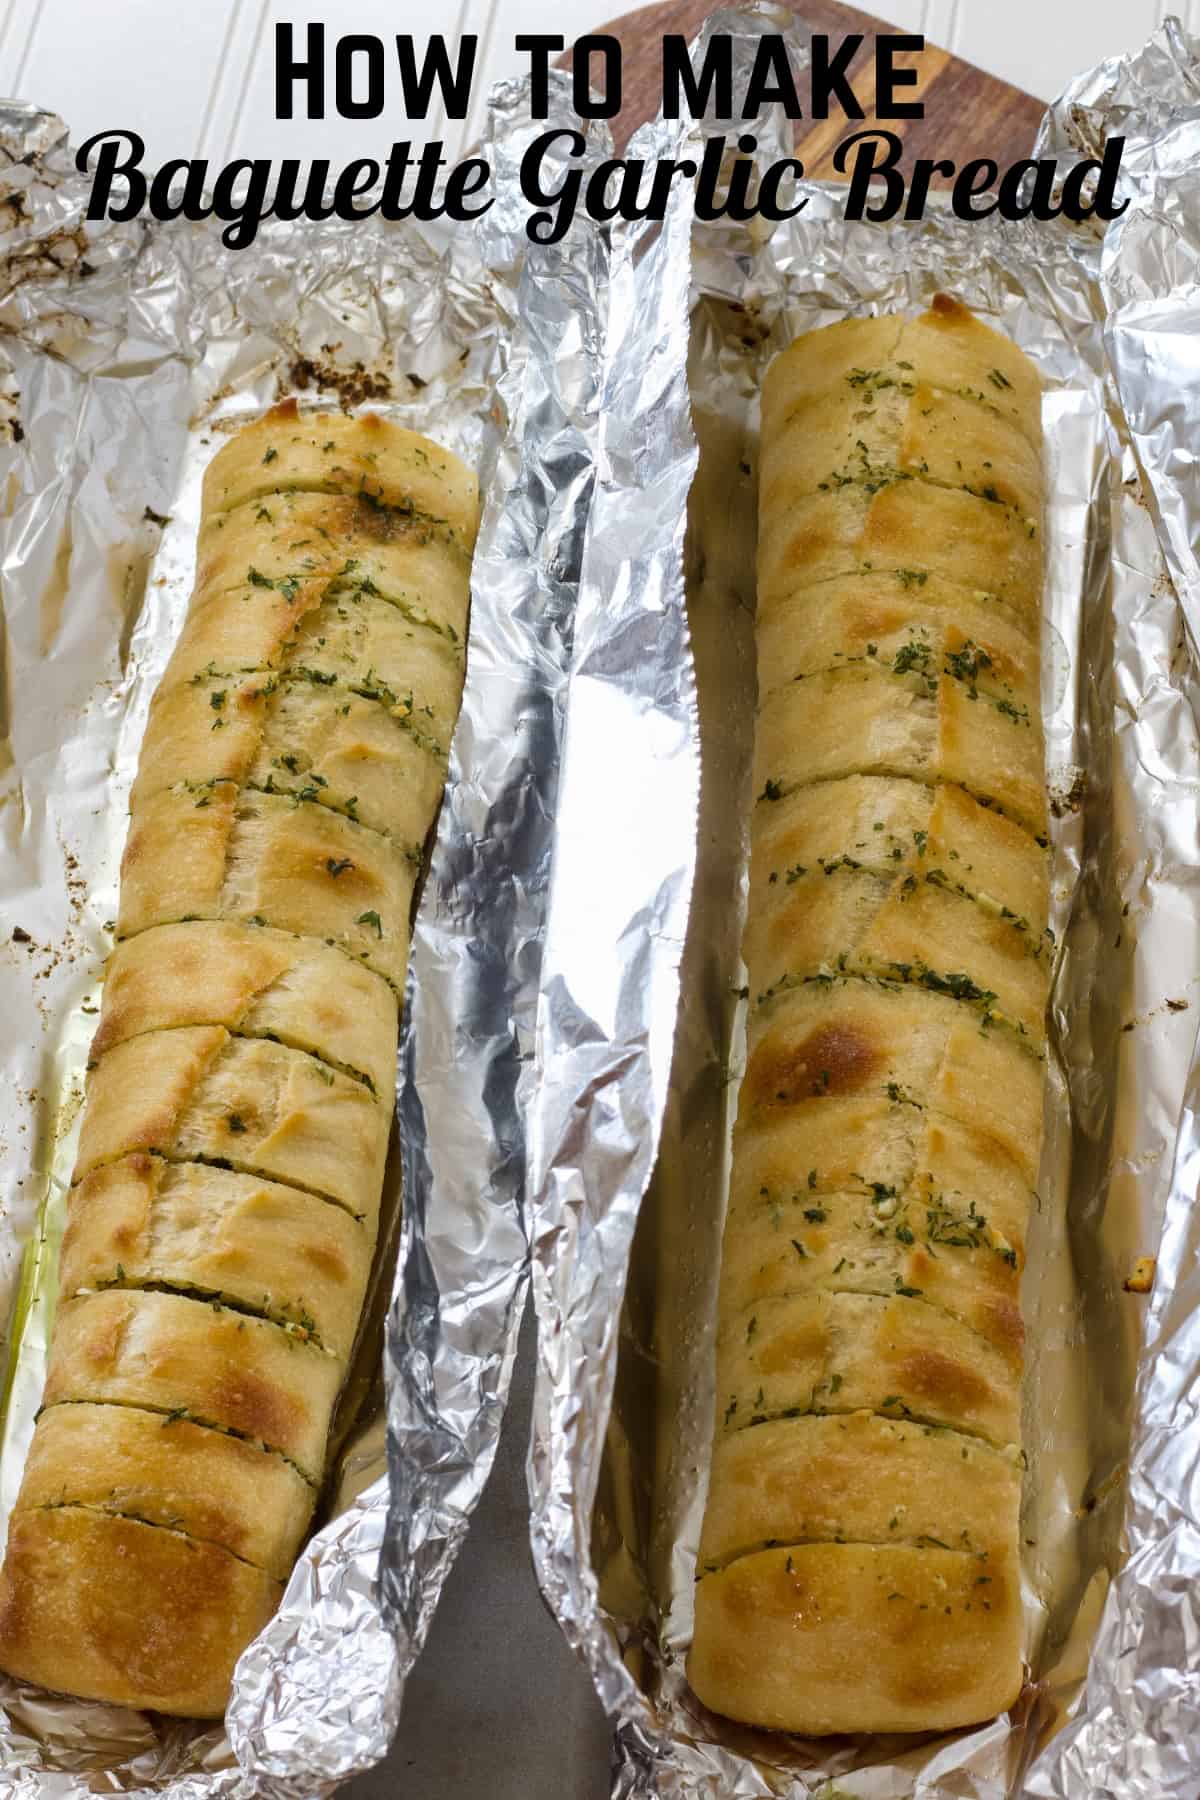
[0,80,609,1797]
[1024,20,1200,1795]
[528,12,1200,1795]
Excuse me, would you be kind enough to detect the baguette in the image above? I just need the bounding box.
[689,297,1046,1735]
[0,401,479,1715]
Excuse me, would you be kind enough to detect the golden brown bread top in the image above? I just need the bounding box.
[751,776,1049,961]
[760,371,1042,523]
[61,1155,372,1361]
[760,299,1041,452]
[718,1185,1023,1366]
[75,1026,389,1224]
[201,401,479,550]
[757,303,1043,623]
[0,1507,282,1718]
[729,1097,1031,1248]
[43,1290,340,1483]
[743,979,1043,1187]
[19,1401,313,1579]
[174,538,465,701]
[116,783,417,993]
[195,485,472,619]
[757,476,1042,621]
[131,666,452,849]
[744,861,1048,1045]
[716,1288,1020,1448]
[758,573,1041,706]
[690,1540,1022,1736]
[753,661,1047,841]
[698,1411,1020,1568]
[181,477,467,668]
[94,921,398,1098]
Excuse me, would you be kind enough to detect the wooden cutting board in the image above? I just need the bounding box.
[565,0,1044,173]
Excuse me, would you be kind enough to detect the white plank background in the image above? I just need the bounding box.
[0,0,1182,168]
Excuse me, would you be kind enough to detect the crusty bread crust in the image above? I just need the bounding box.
[0,1507,283,1718]
[94,921,398,1097]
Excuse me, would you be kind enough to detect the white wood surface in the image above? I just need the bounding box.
[0,0,1177,167]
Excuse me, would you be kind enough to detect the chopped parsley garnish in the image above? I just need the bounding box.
[944,641,992,686]
[926,1195,989,1250]
[892,640,932,677]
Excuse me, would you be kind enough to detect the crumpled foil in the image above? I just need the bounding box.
[1023,20,1200,1796]
[0,79,608,1798]
[528,11,1200,1796]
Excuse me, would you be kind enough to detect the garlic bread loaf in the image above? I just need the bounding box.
[0,402,478,1717]
[689,297,1046,1736]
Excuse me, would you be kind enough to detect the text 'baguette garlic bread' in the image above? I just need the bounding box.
[688,297,1048,1737]
[0,401,479,1718]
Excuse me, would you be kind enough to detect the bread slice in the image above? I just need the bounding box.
[0,1507,283,1718]
[691,1540,1022,1736]
[757,571,1041,701]
[744,863,1048,1045]
[717,1185,1023,1366]
[200,403,478,549]
[75,1027,389,1223]
[61,1156,372,1360]
[753,662,1046,840]
[117,783,417,993]
[94,922,398,1097]
[131,667,451,847]
[195,486,470,631]
[760,369,1042,525]
[743,980,1043,1188]
[715,1288,1020,1448]
[43,1289,342,1482]
[760,299,1041,452]
[18,1401,313,1579]
[751,776,1049,957]
[758,476,1041,622]
[699,1410,1020,1566]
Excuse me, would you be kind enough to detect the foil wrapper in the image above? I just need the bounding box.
[1026,21,1200,1795]
[528,12,1200,1795]
[0,81,609,1796]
